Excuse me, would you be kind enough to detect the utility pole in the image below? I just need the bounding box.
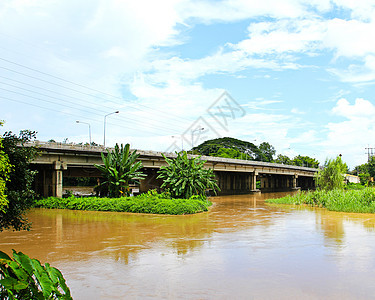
[365,147,375,161]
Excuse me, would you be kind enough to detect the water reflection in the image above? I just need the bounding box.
[1,193,375,299]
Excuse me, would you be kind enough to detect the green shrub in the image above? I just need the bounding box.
[267,188,375,214]
[34,192,212,215]
[315,156,347,190]
[0,250,71,299]
[345,182,365,190]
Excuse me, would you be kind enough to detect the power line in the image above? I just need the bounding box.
[0,82,186,134]
[0,57,193,124]
[0,95,179,137]
[365,147,375,161]
[0,74,189,131]
[0,89,178,136]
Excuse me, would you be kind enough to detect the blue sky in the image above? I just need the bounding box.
[1,0,375,168]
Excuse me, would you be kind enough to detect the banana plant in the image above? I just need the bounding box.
[0,250,72,299]
[157,152,220,199]
[95,143,146,197]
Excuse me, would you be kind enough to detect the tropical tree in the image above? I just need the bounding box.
[292,155,320,168]
[95,143,146,197]
[315,156,348,190]
[258,142,276,162]
[0,121,11,214]
[157,152,220,199]
[275,154,292,165]
[367,156,375,178]
[0,129,39,231]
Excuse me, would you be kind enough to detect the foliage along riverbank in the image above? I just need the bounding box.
[34,191,212,215]
[266,188,375,214]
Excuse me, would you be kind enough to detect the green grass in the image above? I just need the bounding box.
[34,192,212,215]
[266,188,375,213]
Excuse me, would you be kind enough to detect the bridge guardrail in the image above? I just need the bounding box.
[25,141,318,173]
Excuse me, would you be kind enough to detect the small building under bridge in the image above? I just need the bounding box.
[28,142,318,198]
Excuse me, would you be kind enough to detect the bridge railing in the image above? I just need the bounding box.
[26,141,318,173]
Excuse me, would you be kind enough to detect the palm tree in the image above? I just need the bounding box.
[95,143,145,197]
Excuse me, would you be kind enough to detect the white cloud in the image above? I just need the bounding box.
[324,18,375,58]
[1,0,375,168]
[291,108,305,114]
[178,0,308,23]
[322,98,375,167]
[236,19,325,56]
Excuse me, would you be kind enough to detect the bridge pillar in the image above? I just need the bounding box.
[139,168,163,193]
[249,171,260,193]
[52,161,67,198]
[292,174,300,190]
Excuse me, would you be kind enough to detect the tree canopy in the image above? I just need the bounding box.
[192,137,319,167]
[191,137,271,161]
[315,156,348,190]
[0,129,39,231]
[0,121,11,214]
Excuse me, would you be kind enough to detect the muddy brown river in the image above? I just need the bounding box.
[1,192,375,299]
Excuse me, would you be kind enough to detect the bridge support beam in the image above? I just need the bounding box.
[249,171,260,194]
[51,161,67,198]
[33,161,67,198]
[292,174,300,190]
[139,168,163,193]
[260,174,303,192]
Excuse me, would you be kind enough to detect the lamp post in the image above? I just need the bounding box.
[76,120,91,145]
[191,127,204,149]
[172,135,184,151]
[103,111,119,148]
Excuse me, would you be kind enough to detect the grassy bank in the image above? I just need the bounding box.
[34,191,212,215]
[266,188,375,213]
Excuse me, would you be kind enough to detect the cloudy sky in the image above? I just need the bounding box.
[1,0,375,168]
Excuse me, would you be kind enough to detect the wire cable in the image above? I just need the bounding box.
[0,57,194,123]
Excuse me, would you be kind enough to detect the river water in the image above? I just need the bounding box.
[1,192,375,299]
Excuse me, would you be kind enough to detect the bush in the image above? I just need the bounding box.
[34,191,212,215]
[266,188,375,214]
[315,156,348,191]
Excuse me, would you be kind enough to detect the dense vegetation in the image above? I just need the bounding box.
[0,128,39,231]
[0,250,72,299]
[351,156,375,185]
[191,137,319,167]
[267,155,375,214]
[315,156,348,190]
[0,122,11,215]
[191,137,274,162]
[275,154,319,168]
[157,152,220,198]
[34,190,212,215]
[267,188,375,213]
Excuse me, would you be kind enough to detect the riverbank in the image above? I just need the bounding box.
[266,187,375,213]
[34,192,212,215]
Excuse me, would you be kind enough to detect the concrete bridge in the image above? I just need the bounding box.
[28,142,318,198]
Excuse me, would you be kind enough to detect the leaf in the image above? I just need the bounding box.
[0,251,12,261]
[12,250,34,276]
[0,277,28,291]
[30,258,54,298]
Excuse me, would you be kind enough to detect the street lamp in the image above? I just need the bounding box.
[103,111,119,148]
[191,127,204,149]
[172,135,184,151]
[76,120,91,145]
